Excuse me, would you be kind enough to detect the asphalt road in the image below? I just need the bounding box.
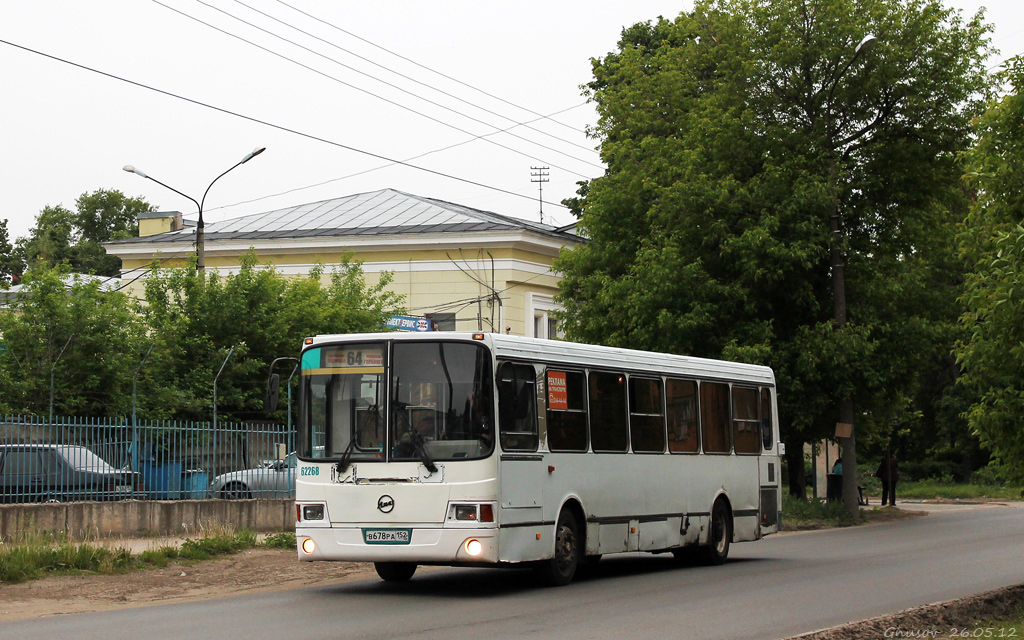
[6,503,1023,640]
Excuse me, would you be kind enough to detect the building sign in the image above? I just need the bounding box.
[386,315,433,332]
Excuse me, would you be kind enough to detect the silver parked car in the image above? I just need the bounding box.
[209,452,296,499]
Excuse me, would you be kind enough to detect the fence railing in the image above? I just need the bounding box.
[0,414,295,503]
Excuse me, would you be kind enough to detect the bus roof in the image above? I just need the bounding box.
[304,332,775,386]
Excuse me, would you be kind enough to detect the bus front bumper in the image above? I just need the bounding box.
[296,525,499,564]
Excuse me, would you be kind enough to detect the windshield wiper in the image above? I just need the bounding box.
[410,431,438,474]
[335,440,356,475]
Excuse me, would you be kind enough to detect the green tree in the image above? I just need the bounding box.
[139,251,404,422]
[555,0,990,500]
[0,265,147,417]
[957,56,1024,484]
[17,204,77,272]
[0,219,20,285]
[72,189,151,276]
[18,189,151,277]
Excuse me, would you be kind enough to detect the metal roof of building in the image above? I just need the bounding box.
[108,189,580,245]
[0,273,120,306]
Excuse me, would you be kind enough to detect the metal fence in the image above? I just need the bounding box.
[0,414,295,503]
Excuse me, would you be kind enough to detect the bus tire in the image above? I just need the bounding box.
[374,561,417,582]
[536,509,581,587]
[699,498,732,566]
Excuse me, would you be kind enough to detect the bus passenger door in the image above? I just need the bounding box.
[496,362,547,562]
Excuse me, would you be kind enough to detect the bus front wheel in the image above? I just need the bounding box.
[374,561,417,582]
[536,509,580,587]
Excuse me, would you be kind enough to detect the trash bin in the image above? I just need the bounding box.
[826,473,842,502]
[140,461,183,499]
[180,470,210,499]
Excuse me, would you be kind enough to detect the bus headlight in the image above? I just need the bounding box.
[302,504,325,521]
[301,538,316,554]
[465,539,483,557]
[449,503,495,522]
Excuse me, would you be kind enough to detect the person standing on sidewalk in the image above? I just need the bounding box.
[876,455,899,506]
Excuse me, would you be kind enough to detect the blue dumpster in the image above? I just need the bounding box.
[140,461,183,499]
[181,470,210,499]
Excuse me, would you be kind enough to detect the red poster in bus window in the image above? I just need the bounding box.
[548,371,568,410]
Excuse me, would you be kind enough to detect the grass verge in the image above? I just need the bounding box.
[0,527,296,584]
[892,479,1024,501]
[782,492,857,528]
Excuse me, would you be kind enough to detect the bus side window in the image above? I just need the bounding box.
[667,379,700,453]
[700,381,731,453]
[589,371,628,452]
[547,370,588,452]
[732,386,760,454]
[497,362,538,451]
[761,387,774,451]
[629,377,665,453]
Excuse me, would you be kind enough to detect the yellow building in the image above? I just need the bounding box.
[104,189,581,337]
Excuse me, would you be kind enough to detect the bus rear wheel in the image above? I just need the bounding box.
[699,499,732,566]
[374,561,417,582]
[536,509,580,587]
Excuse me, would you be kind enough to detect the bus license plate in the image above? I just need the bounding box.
[362,528,412,545]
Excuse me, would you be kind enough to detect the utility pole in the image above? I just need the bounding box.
[531,166,549,224]
[825,34,877,517]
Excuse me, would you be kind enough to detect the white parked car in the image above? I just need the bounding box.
[209,452,296,499]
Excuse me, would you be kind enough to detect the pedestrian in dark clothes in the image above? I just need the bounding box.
[876,456,899,506]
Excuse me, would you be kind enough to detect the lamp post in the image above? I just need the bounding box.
[124,146,265,278]
[827,34,876,516]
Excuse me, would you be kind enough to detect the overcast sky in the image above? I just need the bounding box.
[1,1,1021,245]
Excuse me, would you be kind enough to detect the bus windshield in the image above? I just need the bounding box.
[299,340,494,463]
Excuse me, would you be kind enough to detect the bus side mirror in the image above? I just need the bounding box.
[266,373,281,413]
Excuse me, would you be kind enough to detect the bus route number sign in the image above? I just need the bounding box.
[325,348,384,368]
[362,528,412,545]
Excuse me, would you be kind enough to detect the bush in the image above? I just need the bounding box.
[782,493,856,527]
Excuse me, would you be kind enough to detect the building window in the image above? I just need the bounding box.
[527,293,562,339]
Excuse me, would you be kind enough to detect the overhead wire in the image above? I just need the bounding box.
[0,37,572,211]
[204,102,590,217]
[228,0,600,158]
[274,0,586,137]
[152,0,595,179]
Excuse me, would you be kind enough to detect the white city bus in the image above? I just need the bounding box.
[293,331,782,586]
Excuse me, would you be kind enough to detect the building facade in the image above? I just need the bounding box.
[104,189,581,338]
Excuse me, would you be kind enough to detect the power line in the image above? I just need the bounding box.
[205,103,587,216]
[151,0,594,179]
[228,0,600,159]
[274,0,587,137]
[0,37,572,212]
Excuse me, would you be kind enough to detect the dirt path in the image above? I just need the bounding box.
[0,547,379,622]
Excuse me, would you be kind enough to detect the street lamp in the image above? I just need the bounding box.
[826,34,876,516]
[124,146,266,278]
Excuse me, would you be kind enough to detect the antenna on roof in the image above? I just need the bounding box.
[531,166,549,224]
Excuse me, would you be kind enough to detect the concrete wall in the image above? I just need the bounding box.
[0,500,294,541]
